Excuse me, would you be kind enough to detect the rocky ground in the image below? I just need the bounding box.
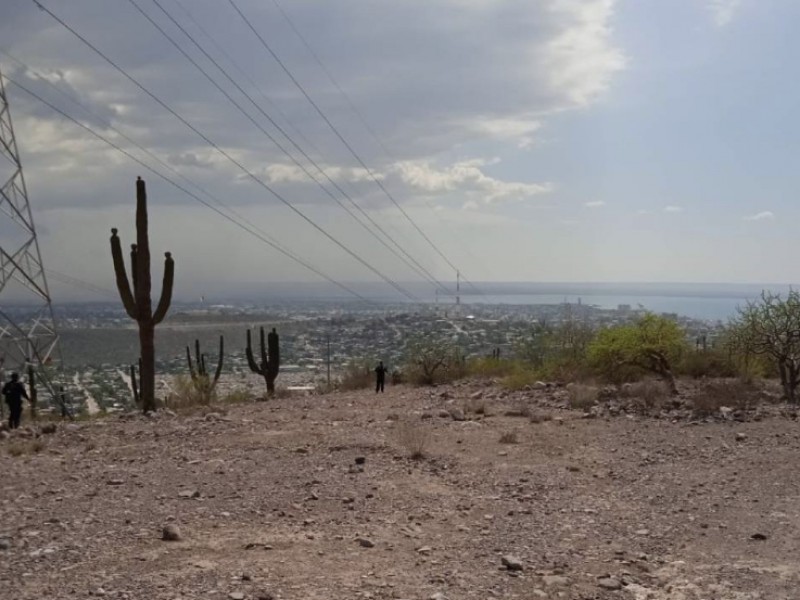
[2,379,800,599]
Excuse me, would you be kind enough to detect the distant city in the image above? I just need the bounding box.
[1,293,728,417]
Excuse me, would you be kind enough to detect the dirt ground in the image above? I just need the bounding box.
[2,380,800,600]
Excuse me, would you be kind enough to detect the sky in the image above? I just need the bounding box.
[1,0,799,303]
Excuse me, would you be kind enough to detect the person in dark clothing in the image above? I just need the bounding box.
[2,372,29,430]
[374,361,388,393]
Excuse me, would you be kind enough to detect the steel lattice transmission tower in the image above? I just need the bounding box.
[0,68,63,387]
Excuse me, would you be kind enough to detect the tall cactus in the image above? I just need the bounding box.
[187,336,224,402]
[246,326,280,397]
[110,177,174,413]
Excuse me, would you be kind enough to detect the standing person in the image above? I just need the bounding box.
[2,372,29,430]
[374,361,388,393]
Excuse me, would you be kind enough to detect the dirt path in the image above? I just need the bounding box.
[1,382,799,599]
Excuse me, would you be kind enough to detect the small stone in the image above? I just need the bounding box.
[106,479,125,486]
[501,555,523,571]
[354,456,366,465]
[178,490,200,499]
[598,576,622,590]
[416,545,432,554]
[161,524,182,541]
[429,593,447,600]
[229,593,245,600]
[542,575,568,587]
[256,593,274,600]
[449,408,466,422]
[357,537,374,548]
[735,432,748,442]
[0,431,9,440]
[0,539,10,551]
[751,533,768,541]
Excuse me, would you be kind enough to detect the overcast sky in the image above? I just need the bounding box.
[1,0,798,302]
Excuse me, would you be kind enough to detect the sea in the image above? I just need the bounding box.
[443,282,800,322]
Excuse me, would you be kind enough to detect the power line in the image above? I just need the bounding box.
[44,269,117,297]
[270,0,489,298]
[228,0,476,288]
[0,48,305,278]
[141,0,449,296]
[3,72,373,303]
[31,0,420,303]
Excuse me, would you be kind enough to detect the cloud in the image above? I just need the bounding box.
[584,200,606,208]
[392,158,553,204]
[706,0,742,27]
[664,205,684,213]
[743,210,774,221]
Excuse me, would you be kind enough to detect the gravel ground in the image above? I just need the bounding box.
[2,380,799,599]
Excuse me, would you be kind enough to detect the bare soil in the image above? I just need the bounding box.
[2,380,800,599]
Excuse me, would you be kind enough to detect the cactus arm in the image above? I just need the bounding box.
[213,335,224,385]
[245,329,263,374]
[134,177,152,320]
[186,345,196,380]
[152,252,174,325]
[200,353,206,376]
[110,228,138,319]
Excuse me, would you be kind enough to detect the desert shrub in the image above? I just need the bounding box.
[7,439,45,457]
[220,388,254,404]
[339,360,374,391]
[165,375,216,409]
[588,313,687,392]
[395,421,431,460]
[463,396,487,415]
[692,380,761,416]
[466,357,518,379]
[502,364,541,391]
[679,349,739,379]
[404,337,465,386]
[619,379,671,411]
[567,384,599,410]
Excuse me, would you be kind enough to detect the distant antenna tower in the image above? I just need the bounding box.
[0,68,64,398]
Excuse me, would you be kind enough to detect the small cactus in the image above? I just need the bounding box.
[186,336,224,402]
[246,327,280,397]
[110,177,174,413]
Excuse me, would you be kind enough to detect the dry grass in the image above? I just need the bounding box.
[692,380,761,417]
[498,430,519,444]
[620,379,671,411]
[339,361,373,391]
[567,384,599,410]
[395,421,431,460]
[463,396,487,416]
[7,439,45,457]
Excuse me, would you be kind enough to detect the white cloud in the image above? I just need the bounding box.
[743,210,774,221]
[584,200,606,208]
[706,0,742,27]
[664,205,684,213]
[393,158,553,204]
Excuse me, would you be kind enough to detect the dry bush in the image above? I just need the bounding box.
[567,384,599,410]
[693,380,761,416]
[620,379,671,411]
[395,421,431,460]
[498,430,519,444]
[7,439,45,457]
[339,361,373,391]
[220,388,254,405]
[463,396,487,415]
[165,375,216,410]
[502,366,540,391]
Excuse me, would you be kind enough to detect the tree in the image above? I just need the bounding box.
[728,290,800,403]
[405,336,463,385]
[588,313,686,393]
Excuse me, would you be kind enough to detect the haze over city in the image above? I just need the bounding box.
[1,0,796,305]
